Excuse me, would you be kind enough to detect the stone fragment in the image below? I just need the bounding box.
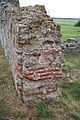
[61,38,80,55]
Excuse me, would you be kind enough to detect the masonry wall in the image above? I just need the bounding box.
[0,0,64,105]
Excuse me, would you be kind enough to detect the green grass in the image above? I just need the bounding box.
[69,112,80,120]
[63,55,80,72]
[61,55,80,120]
[54,18,80,41]
[0,99,10,117]
[54,19,78,26]
[54,18,80,119]
[61,82,80,120]
[62,82,80,101]
[35,102,53,120]
[61,25,80,41]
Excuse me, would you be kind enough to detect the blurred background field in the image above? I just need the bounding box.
[54,18,80,120]
[54,18,80,41]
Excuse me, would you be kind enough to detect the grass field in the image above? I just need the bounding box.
[54,19,78,25]
[54,18,80,41]
[54,18,80,120]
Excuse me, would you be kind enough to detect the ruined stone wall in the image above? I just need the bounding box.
[0,0,64,105]
[61,38,80,55]
[0,0,19,57]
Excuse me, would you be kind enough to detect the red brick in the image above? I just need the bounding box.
[41,50,60,55]
[23,73,33,81]
[23,88,57,96]
[16,51,23,54]
[17,62,23,66]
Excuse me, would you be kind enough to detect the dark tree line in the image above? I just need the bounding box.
[74,20,80,27]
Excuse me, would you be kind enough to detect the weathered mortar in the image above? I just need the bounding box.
[0,0,64,105]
